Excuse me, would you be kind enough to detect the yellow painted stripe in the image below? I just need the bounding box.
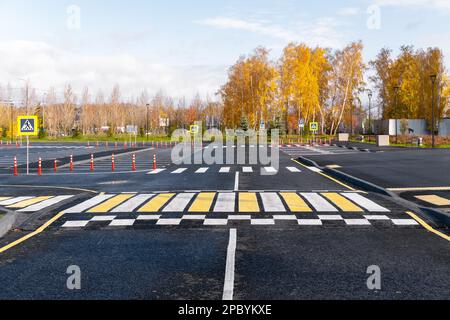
[88,194,134,213]
[322,193,364,212]
[189,193,216,212]
[239,193,259,212]
[138,193,175,212]
[0,197,11,202]
[406,211,450,242]
[280,193,312,212]
[415,195,450,206]
[7,196,53,209]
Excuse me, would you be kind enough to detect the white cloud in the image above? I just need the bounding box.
[0,40,225,101]
[337,7,361,16]
[196,16,344,48]
[375,0,450,11]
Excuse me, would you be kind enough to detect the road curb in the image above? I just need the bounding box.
[0,207,18,238]
[298,156,450,229]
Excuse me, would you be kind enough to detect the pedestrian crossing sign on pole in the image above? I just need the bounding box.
[17,116,39,136]
[310,122,319,133]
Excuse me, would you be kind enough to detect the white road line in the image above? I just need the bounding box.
[345,219,372,226]
[62,221,90,228]
[136,215,161,220]
[251,219,276,225]
[111,194,155,213]
[204,219,229,225]
[341,193,390,212]
[109,219,136,227]
[301,193,338,212]
[182,215,206,220]
[242,167,253,173]
[391,219,419,226]
[298,219,323,226]
[318,215,344,220]
[163,193,195,212]
[264,167,278,174]
[157,219,182,225]
[260,193,286,212]
[223,229,237,301]
[220,167,231,173]
[364,215,390,220]
[286,167,301,173]
[234,172,239,191]
[214,193,236,213]
[91,216,116,221]
[147,169,166,175]
[64,194,115,213]
[18,195,74,212]
[172,168,188,174]
[196,167,209,174]
[0,196,34,206]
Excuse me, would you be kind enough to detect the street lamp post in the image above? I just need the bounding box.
[394,86,400,144]
[146,103,150,142]
[349,97,354,135]
[368,90,373,142]
[430,74,437,148]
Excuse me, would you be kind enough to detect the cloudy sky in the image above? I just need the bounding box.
[0,0,449,102]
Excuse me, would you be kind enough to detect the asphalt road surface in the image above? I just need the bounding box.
[0,143,449,300]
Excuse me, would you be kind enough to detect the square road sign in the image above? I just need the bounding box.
[310,122,319,132]
[17,116,39,136]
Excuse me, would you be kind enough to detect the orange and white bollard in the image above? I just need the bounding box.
[132,154,136,171]
[90,154,94,172]
[153,154,157,171]
[70,155,74,172]
[38,158,42,176]
[111,154,115,172]
[13,156,18,176]
[54,159,58,173]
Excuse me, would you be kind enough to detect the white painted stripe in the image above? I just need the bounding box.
[147,169,166,174]
[301,193,338,212]
[0,196,34,206]
[111,194,155,213]
[109,219,135,227]
[196,167,209,174]
[264,167,278,174]
[136,215,161,220]
[91,216,116,221]
[341,193,390,212]
[182,215,206,220]
[234,172,239,191]
[62,221,89,228]
[204,219,229,225]
[172,168,188,174]
[242,167,253,173]
[18,195,73,212]
[223,229,237,301]
[273,215,297,220]
[318,215,344,220]
[286,167,301,173]
[306,166,322,173]
[364,215,390,220]
[65,194,115,213]
[345,219,372,226]
[251,219,275,225]
[228,215,251,220]
[391,219,419,226]
[220,167,231,173]
[162,193,195,212]
[157,219,182,225]
[214,193,236,212]
[260,193,286,212]
[298,219,323,226]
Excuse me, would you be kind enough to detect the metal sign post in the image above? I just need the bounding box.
[17,116,39,175]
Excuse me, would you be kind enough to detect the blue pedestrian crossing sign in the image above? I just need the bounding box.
[310,122,319,133]
[17,116,39,136]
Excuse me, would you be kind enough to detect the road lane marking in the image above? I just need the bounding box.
[109,219,135,227]
[214,193,236,212]
[318,215,344,220]
[242,167,253,173]
[298,219,323,226]
[138,193,175,212]
[220,167,231,173]
[223,229,237,301]
[195,167,209,174]
[234,172,239,191]
[91,216,116,221]
[264,167,278,174]
[136,215,161,220]
[415,195,450,206]
[406,211,450,242]
[260,193,285,212]
[0,197,11,202]
[251,219,275,225]
[280,193,312,212]
[7,196,53,209]
[182,215,206,220]
[204,219,229,225]
[239,193,260,212]
[322,193,364,212]
[345,219,372,226]
[18,195,74,212]
[172,168,188,174]
[0,196,34,206]
[163,193,195,212]
[189,193,216,212]
[147,169,166,175]
[156,219,182,225]
[65,194,115,213]
[341,193,391,212]
[111,194,155,212]
[62,220,90,228]
[388,187,450,192]
[88,194,134,213]
[391,219,419,226]
[286,167,301,173]
[364,215,390,220]
[301,193,338,212]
